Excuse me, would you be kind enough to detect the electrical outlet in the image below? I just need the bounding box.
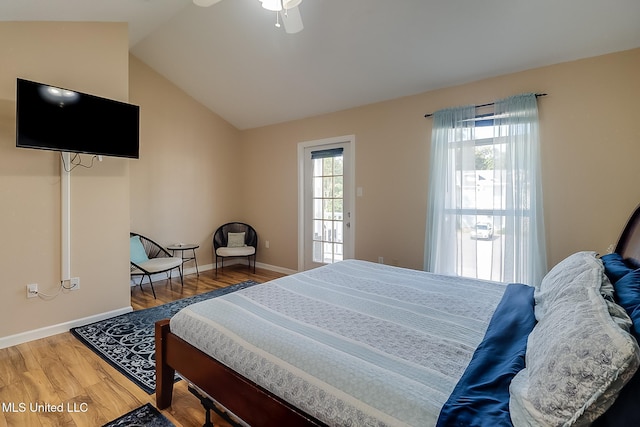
[378,256,384,264]
[265,240,270,249]
[70,277,80,291]
[27,283,38,298]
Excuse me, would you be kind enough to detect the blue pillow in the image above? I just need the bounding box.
[601,253,635,284]
[613,268,640,339]
[130,236,149,264]
[595,268,640,426]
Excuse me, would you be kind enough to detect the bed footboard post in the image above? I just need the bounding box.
[155,319,175,409]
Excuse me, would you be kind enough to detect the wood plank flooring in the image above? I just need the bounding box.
[0,265,285,427]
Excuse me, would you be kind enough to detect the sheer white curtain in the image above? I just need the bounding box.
[425,104,476,277]
[424,93,547,286]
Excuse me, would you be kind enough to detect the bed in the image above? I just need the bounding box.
[155,205,640,426]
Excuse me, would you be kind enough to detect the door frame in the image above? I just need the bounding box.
[297,135,355,271]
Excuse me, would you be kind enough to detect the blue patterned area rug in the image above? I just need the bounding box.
[102,403,174,427]
[71,280,258,394]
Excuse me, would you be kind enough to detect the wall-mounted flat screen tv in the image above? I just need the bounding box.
[16,78,140,159]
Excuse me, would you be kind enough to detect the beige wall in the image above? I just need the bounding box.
[128,57,241,268]
[240,48,640,271]
[1,21,638,342]
[0,22,131,338]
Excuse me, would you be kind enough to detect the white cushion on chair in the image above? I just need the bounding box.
[217,246,256,257]
[133,257,183,274]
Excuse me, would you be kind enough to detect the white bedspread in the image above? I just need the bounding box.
[170,260,507,426]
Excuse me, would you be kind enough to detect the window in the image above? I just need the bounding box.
[425,94,547,286]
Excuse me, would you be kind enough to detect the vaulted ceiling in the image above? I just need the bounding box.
[3,0,640,129]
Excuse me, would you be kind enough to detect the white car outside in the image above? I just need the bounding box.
[471,223,493,239]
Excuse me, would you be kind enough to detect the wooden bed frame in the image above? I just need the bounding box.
[155,204,640,427]
[155,319,325,426]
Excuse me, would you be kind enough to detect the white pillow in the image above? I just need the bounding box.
[227,232,246,248]
[510,254,640,426]
[534,251,600,321]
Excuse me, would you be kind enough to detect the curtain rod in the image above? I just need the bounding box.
[423,93,547,118]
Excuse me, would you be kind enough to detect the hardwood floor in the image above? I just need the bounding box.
[0,265,286,427]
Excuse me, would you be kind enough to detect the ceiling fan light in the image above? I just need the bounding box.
[193,0,222,6]
[260,0,282,12]
[282,0,301,9]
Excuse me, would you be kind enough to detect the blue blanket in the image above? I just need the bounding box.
[436,283,536,427]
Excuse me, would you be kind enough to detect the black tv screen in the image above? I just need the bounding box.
[16,78,140,159]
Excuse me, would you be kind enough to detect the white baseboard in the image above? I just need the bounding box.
[4,260,297,349]
[130,260,297,286]
[255,261,297,275]
[129,264,208,286]
[210,259,297,275]
[0,306,133,349]
[203,259,297,275]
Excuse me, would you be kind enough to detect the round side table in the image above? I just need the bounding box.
[167,243,200,276]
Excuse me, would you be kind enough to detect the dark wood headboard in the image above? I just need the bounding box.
[615,204,640,268]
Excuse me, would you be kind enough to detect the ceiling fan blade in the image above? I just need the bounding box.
[193,0,223,7]
[280,6,303,34]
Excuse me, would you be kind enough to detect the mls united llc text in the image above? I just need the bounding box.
[2,401,89,413]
